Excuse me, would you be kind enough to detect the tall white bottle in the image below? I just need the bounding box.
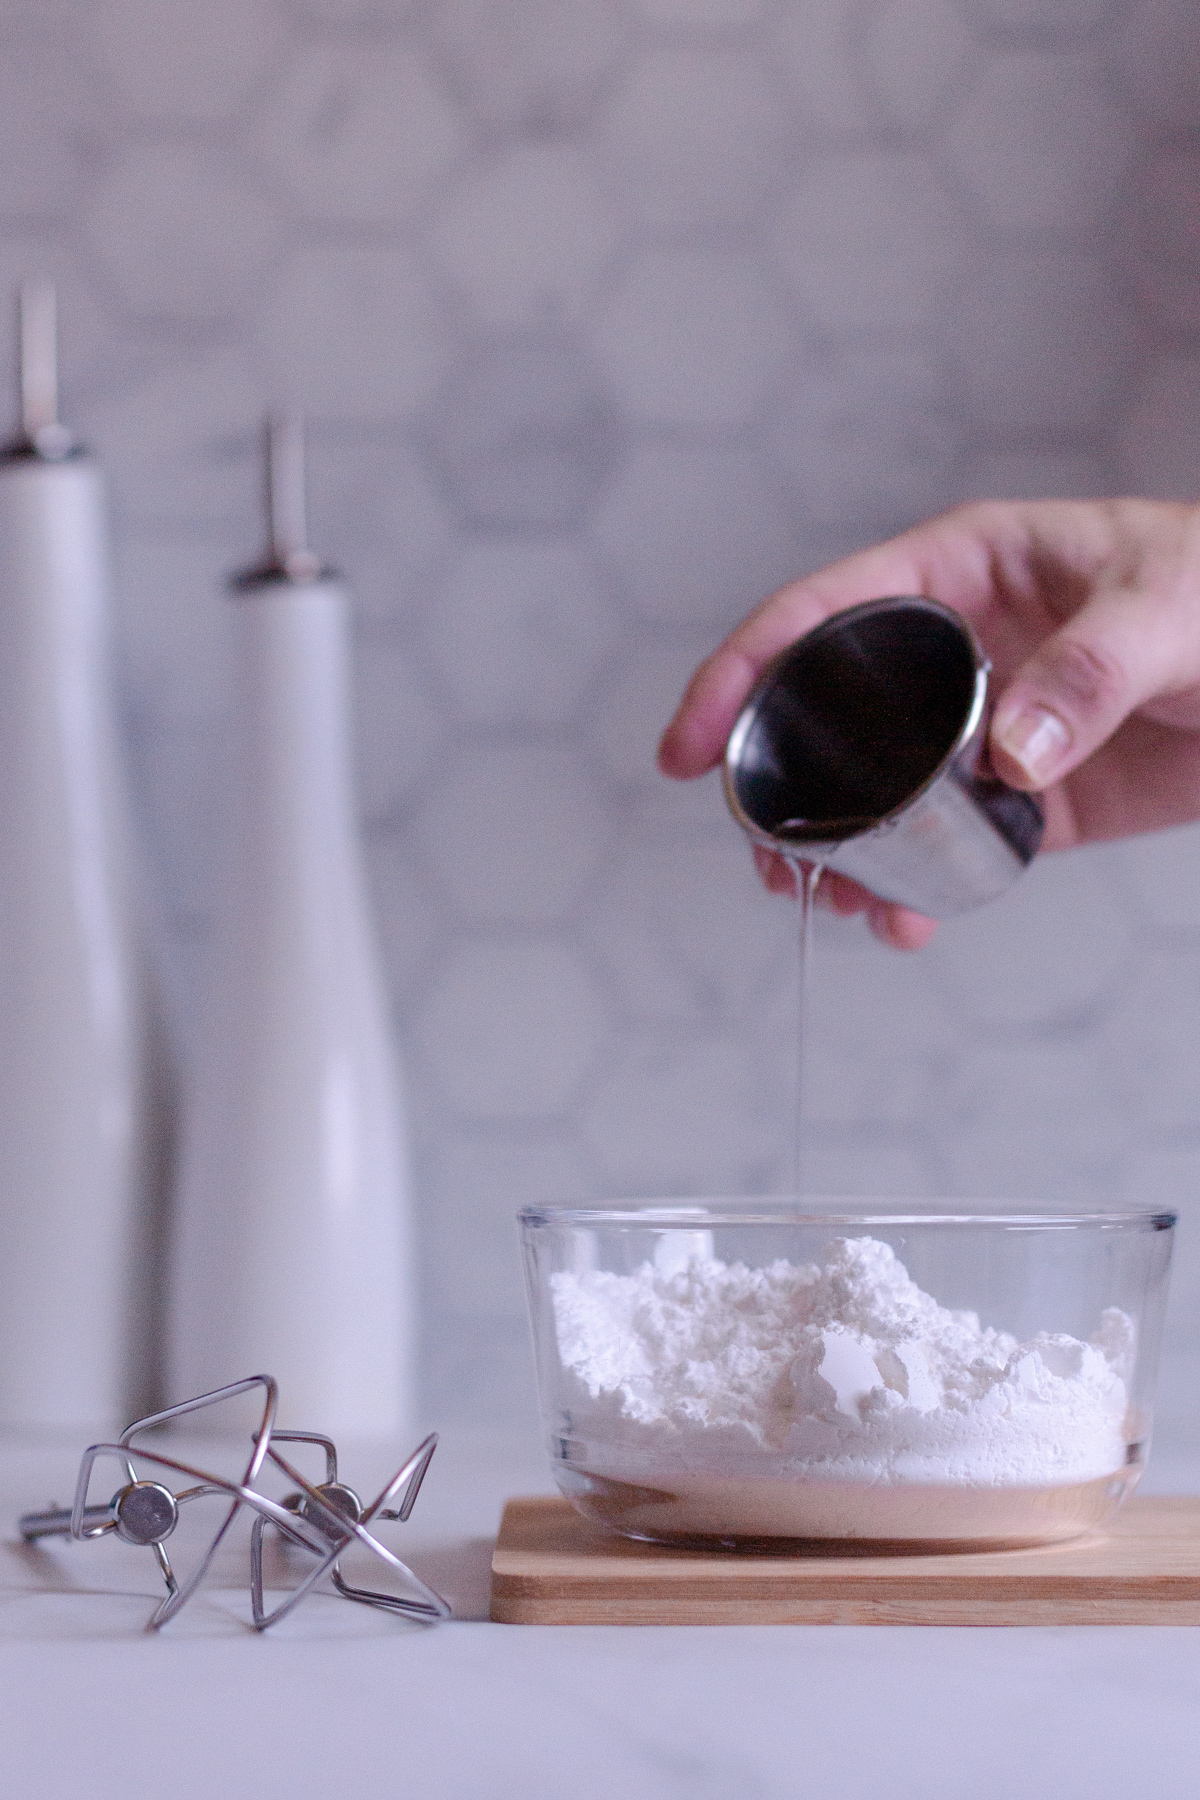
[0,282,157,1427]
[169,418,414,1436]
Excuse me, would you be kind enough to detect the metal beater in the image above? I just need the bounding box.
[18,1375,449,1631]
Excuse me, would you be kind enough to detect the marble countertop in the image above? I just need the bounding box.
[3,1426,1199,1799]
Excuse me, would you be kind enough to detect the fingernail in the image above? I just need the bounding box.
[993,706,1071,785]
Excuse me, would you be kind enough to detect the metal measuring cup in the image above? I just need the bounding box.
[722,596,1044,918]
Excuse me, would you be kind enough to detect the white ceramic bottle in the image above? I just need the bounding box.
[0,282,158,1427]
[169,417,414,1436]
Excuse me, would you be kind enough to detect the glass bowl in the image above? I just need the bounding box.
[520,1203,1176,1551]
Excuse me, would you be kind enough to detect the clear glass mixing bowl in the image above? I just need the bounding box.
[520,1203,1176,1551]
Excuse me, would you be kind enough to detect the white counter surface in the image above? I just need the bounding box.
[4,1426,1200,1799]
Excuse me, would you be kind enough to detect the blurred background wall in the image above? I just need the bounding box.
[2,0,1200,1449]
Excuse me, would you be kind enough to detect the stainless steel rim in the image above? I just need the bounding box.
[722,595,990,850]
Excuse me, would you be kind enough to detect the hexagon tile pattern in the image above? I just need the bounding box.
[3,0,1200,1439]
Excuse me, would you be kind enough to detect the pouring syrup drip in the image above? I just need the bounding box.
[781,856,824,1200]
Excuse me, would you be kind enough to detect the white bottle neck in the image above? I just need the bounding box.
[226,576,367,895]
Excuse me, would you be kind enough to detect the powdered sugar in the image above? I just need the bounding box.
[552,1237,1133,1491]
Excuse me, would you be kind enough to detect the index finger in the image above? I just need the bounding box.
[656,517,984,779]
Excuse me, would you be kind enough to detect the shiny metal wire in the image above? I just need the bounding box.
[17,1375,448,1631]
[20,1374,280,1628]
[248,1428,447,1628]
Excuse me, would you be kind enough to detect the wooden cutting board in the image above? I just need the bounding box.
[490,1494,1200,1625]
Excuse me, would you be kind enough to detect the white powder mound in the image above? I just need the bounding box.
[552,1237,1134,1489]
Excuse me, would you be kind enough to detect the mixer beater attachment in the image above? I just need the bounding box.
[18,1375,449,1631]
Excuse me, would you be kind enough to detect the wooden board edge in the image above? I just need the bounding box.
[490,1564,1200,1601]
[489,1494,1200,1626]
[490,1592,1200,1627]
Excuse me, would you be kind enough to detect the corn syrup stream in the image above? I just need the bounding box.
[781,857,824,1199]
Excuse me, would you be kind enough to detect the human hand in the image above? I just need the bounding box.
[658,499,1200,948]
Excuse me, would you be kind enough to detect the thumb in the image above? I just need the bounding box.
[989,590,1180,789]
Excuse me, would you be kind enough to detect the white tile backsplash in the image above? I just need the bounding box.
[431,0,629,131]
[85,347,265,532]
[92,0,284,122]
[775,151,962,333]
[415,741,611,924]
[427,539,616,727]
[432,144,619,332]
[955,250,1137,435]
[866,0,975,131]
[600,47,788,226]
[264,245,449,420]
[948,50,1136,235]
[596,247,793,428]
[1123,354,1200,499]
[592,443,800,624]
[86,144,283,325]
[771,344,957,532]
[258,40,465,224]
[417,937,610,1121]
